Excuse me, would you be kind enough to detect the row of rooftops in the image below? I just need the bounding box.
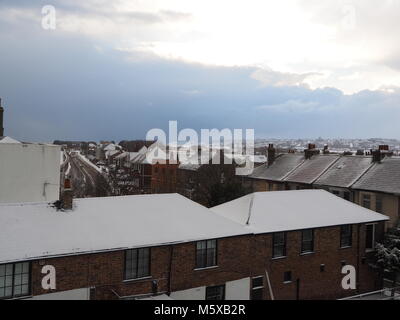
[0,190,388,264]
[249,145,400,194]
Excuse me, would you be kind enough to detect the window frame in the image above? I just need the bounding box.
[283,271,292,283]
[272,232,286,258]
[0,262,31,299]
[195,239,218,269]
[375,195,383,213]
[205,284,225,300]
[124,247,151,281]
[251,276,264,300]
[365,223,377,252]
[301,229,314,254]
[362,194,371,209]
[340,225,353,248]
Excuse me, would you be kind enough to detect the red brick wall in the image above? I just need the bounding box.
[251,223,383,300]
[170,236,252,292]
[29,236,253,300]
[151,162,179,193]
[27,224,383,300]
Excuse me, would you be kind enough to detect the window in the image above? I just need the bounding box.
[196,240,217,269]
[251,276,264,300]
[283,271,292,283]
[343,192,351,201]
[301,229,314,254]
[125,248,150,280]
[206,285,225,300]
[340,225,352,248]
[376,196,383,213]
[0,262,30,299]
[332,190,340,196]
[362,194,371,209]
[365,224,376,251]
[272,232,286,258]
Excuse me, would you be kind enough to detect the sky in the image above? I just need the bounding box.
[1,0,400,141]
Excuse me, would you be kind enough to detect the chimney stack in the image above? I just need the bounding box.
[371,149,382,163]
[356,150,364,156]
[267,144,276,166]
[304,143,320,159]
[377,145,393,158]
[62,178,73,210]
[0,98,4,137]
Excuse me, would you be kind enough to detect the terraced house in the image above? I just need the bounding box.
[246,144,400,227]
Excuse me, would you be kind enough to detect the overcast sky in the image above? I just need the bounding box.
[1,0,400,141]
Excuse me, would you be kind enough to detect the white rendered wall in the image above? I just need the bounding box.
[225,277,250,300]
[170,286,206,300]
[28,288,90,300]
[170,277,250,300]
[0,143,61,203]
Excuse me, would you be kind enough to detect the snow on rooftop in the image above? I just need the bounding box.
[211,190,388,234]
[0,136,21,144]
[0,193,250,264]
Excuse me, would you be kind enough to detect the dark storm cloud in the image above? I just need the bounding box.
[1,1,400,142]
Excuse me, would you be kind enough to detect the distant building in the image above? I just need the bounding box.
[246,144,400,227]
[176,150,237,207]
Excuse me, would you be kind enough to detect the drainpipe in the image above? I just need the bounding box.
[167,245,174,295]
[265,270,274,300]
[296,279,300,300]
[356,224,361,294]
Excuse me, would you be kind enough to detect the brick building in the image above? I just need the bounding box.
[176,151,238,207]
[151,160,179,193]
[211,190,387,299]
[247,144,400,227]
[0,190,388,300]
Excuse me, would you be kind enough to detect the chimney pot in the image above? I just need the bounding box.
[379,145,389,151]
[267,144,276,166]
[62,178,73,210]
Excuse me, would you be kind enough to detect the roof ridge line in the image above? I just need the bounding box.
[282,157,306,181]
[245,193,255,225]
[350,160,377,188]
[309,155,341,184]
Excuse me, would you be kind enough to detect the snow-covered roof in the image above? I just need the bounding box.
[249,154,305,181]
[0,194,250,264]
[115,152,128,160]
[284,154,340,184]
[314,156,373,188]
[211,190,388,234]
[105,150,121,159]
[0,136,21,144]
[352,157,400,194]
[103,143,117,151]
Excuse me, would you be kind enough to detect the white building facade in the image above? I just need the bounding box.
[0,142,61,203]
